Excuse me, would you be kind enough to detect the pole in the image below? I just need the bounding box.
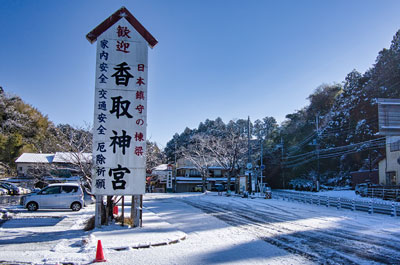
[174,139,177,193]
[316,114,320,192]
[260,135,263,194]
[247,116,252,194]
[121,196,125,226]
[281,137,285,189]
[95,195,102,228]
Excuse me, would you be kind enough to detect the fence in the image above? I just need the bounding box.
[362,187,400,201]
[273,190,400,217]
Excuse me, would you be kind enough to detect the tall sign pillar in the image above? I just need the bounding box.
[86,7,157,227]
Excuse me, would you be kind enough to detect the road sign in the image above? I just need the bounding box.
[88,7,157,196]
[260,165,265,170]
[246,163,252,170]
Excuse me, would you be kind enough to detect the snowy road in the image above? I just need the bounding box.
[155,193,400,265]
[1,193,400,264]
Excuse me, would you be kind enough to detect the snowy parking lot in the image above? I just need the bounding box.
[0,192,399,264]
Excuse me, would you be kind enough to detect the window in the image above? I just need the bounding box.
[62,186,78,193]
[213,170,222,177]
[386,171,396,185]
[41,186,61,195]
[390,140,400,152]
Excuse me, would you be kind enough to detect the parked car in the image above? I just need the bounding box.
[21,183,84,211]
[355,183,370,196]
[0,182,21,195]
[0,187,8,195]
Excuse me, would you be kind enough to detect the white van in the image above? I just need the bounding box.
[22,183,84,211]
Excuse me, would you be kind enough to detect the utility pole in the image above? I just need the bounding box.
[281,137,285,189]
[247,116,252,194]
[316,114,320,192]
[174,139,177,193]
[260,134,263,194]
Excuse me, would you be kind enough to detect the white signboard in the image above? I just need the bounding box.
[92,18,148,195]
[166,171,173,190]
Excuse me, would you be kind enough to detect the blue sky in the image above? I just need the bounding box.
[1,0,400,148]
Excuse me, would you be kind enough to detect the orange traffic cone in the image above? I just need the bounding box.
[94,240,106,262]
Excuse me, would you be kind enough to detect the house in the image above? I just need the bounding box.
[175,158,229,192]
[15,153,54,177]
[378,136,400,185]
[15,152,91,179]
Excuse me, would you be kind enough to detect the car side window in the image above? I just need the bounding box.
[41,186,61,195]
[62,186,78,193]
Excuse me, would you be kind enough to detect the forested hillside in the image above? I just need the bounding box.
[165,29,400,188]
[0,87,92,175]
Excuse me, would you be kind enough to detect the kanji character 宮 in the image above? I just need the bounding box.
[98,89,107,99]
[99,63,108,72]
[136,77,145,86]
[135,146,144,156]
[96,154,106,165]
[98,74,108,83]
[98,113,107,123]
[136,91,144,100]
[137,64,144,71]
[136,104,144,114]
[136,119,144,126]
[109,164,130,190]
[98,101,107,111]
[97,125,107,135]
[116,40,130,53]
[111,62,133,86]
[97,167,106,177]
[135,132,144,142]
[97,142,106,152]
[100,39,109,49]
[96,179,106,189]
[110,130,131,155]
[110,96,133,119]
[117,25,131,38]
[100,51,108,61]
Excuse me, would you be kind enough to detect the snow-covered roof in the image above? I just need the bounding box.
[52,152,92,164]
[152,164,170,171]
[15,153,54,164]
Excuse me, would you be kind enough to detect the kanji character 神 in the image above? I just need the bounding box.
[111,62,133,86]
[110,96,133,119]
[110,130,131,155]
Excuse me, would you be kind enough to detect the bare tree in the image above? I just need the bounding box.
[180,134,215,192]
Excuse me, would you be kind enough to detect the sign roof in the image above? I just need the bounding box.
[86,6,158,48]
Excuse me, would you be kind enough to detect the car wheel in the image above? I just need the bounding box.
[27,202,38,211]
[71,202,82,211]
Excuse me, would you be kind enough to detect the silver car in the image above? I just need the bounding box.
[22,183,84,211]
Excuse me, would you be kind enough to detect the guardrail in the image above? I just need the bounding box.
[273,190,400,217]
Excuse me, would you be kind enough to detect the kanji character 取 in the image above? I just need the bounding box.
[110,96,133,119]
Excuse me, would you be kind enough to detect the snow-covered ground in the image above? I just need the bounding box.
[0,192,399,264]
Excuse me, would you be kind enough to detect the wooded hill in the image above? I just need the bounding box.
[165,29,400,188]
